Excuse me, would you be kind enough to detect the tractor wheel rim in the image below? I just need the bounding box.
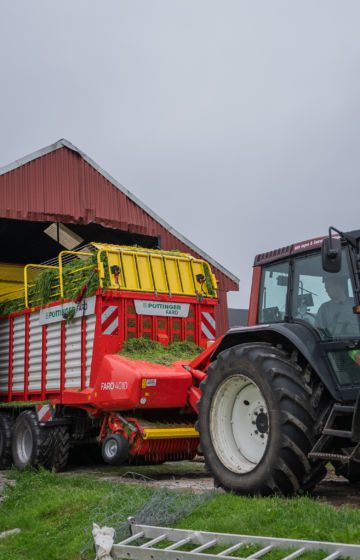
[17,425,33,464]
[210,374,269,474]
[105,439,118,459]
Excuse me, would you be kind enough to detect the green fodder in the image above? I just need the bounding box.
[0,252,110,316]
[0,297,24,316]
[203,262,216,296]
[120,337,202,365]
[30,267,59,305]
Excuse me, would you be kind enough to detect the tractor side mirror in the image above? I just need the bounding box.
[321,237,342,273]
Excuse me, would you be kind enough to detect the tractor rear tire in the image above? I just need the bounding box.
[198,343,326,496]
[12,410,48,470]
[0,413,14,469]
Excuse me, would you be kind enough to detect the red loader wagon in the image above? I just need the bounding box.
[0,243,217,470]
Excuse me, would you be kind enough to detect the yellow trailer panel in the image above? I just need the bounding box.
[93,243,217,298]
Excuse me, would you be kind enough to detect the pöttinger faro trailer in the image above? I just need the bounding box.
[0,243,217,470]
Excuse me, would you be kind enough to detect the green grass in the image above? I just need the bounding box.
[1,470,360,560]
[178,494,360,559]
[120,337,202,365]
[0,470,154,560]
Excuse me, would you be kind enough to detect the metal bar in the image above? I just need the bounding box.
[60,321,66,396]
[322,553,341,560]
[121,524,360,559]
[117,531,144,545]
[139,533,167,548]
[192,540,218,553]
[322,429,352,438]
[8,317,13,400]
[80,316,87,390]
[24,264,58,308]
[96,250,105,289]
[143,427,199,440]
[281,549,306,560]
[165,536,193,550]
[248,545,273,558]
[41,324,47,400]
[24,313,29,399]
[217,542,244,556]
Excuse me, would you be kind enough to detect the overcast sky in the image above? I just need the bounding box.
[1,1,360,307]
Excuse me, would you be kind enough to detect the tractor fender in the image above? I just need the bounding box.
[210,322,341,401]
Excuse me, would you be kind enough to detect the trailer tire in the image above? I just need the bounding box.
[0,414,14,468]
[198,343,325,496]
[50,426,70,472]
[12,410,46,469]
[102,434,129,465]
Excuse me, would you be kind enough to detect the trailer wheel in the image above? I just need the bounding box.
[198,343,326,496]
[50,426,70,472]
[12,410,46,469]
[102,434,129,465]
[0,414,14,468]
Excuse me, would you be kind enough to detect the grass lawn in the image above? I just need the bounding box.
[179,494,360,559]
[0,470,154,560]
[1,470,360,560]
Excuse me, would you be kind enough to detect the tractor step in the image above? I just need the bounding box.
[322,428,353,438]
[309,402,360,462]
[105,520,360,559]
[308,452,351,462]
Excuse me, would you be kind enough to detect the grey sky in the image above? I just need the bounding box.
[1,1,359,308]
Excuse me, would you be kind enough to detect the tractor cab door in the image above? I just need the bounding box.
[290,248,360,394]
[257,247,360,397]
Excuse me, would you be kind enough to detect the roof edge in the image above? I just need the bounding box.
[0,139,239,286]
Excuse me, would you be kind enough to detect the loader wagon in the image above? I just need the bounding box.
[0,243,217,470]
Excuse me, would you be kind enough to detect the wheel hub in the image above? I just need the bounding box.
[255,412,268,434]
[210,374,269,474]
[105,439,118,459]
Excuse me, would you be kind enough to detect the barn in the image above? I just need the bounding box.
[0,139,238,335]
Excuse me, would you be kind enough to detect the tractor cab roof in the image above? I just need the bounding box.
[254,229,360,267]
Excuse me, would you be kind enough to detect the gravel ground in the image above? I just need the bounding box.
[1,464,359,506]
[59,463,360,506]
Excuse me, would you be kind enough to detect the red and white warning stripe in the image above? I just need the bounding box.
[36,404,53,423]
[101,305,119,335]
[201,311,216,340]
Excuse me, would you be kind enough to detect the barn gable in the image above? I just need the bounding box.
[0,139,238,333]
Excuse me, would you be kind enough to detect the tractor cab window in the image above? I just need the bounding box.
[292,250,360,340]
[258,261,289,323]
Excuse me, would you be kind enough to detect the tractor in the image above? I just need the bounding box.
[198,227,360,495]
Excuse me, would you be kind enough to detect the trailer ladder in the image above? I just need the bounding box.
[109,519,360,559]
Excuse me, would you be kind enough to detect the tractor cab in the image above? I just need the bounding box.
[252,229,360,396]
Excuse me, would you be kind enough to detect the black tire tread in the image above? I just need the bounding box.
[0,413,14,469]
[51,426,70,472]
[198,343,327,496]
[12,410,45,469]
